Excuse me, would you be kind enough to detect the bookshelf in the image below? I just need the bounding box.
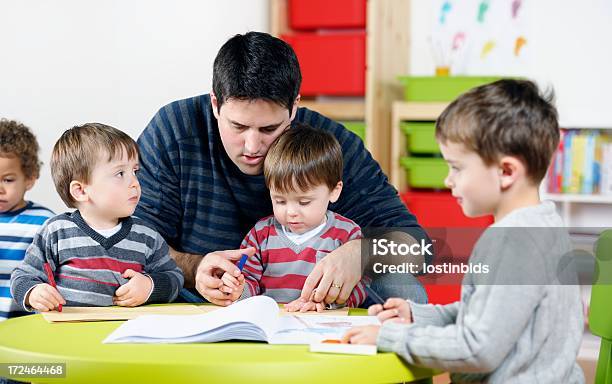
[269,0,411,174]
[542,193,612,204]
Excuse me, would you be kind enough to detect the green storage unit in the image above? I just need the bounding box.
[400,156,448,188]
[398,76,502,102]
[341,121,366,142]
[400,122,440,154]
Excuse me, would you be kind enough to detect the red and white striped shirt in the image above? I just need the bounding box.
[239,210,368,307]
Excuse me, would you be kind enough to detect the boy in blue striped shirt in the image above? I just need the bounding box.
[0,119,54,321]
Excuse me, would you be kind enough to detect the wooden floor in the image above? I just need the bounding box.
[427,358,596,384]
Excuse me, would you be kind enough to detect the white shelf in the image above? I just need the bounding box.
[543,193,612,204]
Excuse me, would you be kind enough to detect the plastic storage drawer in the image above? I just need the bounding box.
[282,33,366,96]
[400,191,493,228]
[401,122,439,154]
[400,157,447,189]
[399,76,502,102]
[289,0,366,29]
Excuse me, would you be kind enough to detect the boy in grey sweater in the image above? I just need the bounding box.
[343,80,585,383]
[11,123,183,311]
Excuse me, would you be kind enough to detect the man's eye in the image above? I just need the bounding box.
[116,171,124,177]
[299,201,311,206]
[275,200,286,205]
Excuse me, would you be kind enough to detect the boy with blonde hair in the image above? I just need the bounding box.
[1,119,54,321]
[344,80,584,383]
[11,123,183,311]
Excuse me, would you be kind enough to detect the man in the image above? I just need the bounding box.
[135,32,429,307]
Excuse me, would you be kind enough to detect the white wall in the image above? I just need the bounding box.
[410,0,612,129]
[0,0,269,213]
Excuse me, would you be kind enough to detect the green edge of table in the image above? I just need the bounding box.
[0,306,437,384]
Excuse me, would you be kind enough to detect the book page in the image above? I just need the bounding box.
[104,296,280,344]
[268,315,380,345]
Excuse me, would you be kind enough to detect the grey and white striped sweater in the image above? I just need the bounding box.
[10,211,184,310]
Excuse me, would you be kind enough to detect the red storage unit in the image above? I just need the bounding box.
[282,33,366,96]
[401,191,493,228]
[402,191,492,304]
[422,285,461,305]
[289,0,366,29]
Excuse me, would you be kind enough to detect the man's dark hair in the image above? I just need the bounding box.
[212,31,302,112]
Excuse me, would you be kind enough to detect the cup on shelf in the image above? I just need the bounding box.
[435,66,450,76]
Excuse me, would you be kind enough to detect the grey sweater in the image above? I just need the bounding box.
[378,202,585,383]
[11,211,184,309]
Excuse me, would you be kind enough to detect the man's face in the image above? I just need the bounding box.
[212,95,298,175]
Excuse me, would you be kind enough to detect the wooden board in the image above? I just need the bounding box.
[41,304,349,323]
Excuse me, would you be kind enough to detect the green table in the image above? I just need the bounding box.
[0,307,436,384]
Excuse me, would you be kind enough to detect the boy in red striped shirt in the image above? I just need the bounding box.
[222,123,368,311]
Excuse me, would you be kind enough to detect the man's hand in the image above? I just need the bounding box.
[113,269,153,307]
[342,325,381,345]
[26,283,65,312]
[195,247,255,306]
[300,239,361,305]
[368,298,413,324]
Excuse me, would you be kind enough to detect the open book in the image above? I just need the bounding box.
[103,296,379,345]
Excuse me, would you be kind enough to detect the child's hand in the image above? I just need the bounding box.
[342,325,381,345]
[368,298,412,324]
[113,269,152,307]
[220,271,245,305]
[285,297,325,313]
[26,283,66,312]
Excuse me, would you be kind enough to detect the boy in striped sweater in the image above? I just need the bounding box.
[11,123,183,312]
[1,119,54,321]
[222,123,368,311]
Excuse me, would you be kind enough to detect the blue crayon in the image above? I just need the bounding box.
[237,254,249,271]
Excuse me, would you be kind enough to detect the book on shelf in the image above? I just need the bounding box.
[546,129,612,196]
[103,296,379,345]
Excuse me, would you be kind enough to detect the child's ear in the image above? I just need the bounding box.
[24,177,36,192]
[69,181,89,203]
[210,92,220,119]
[498,156,524,190]
[329,181,343,203]
[289,95,301,122]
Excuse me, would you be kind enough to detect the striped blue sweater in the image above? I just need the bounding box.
[1,201,54,321]
[10,211,184,310]
[135,94,426,259]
